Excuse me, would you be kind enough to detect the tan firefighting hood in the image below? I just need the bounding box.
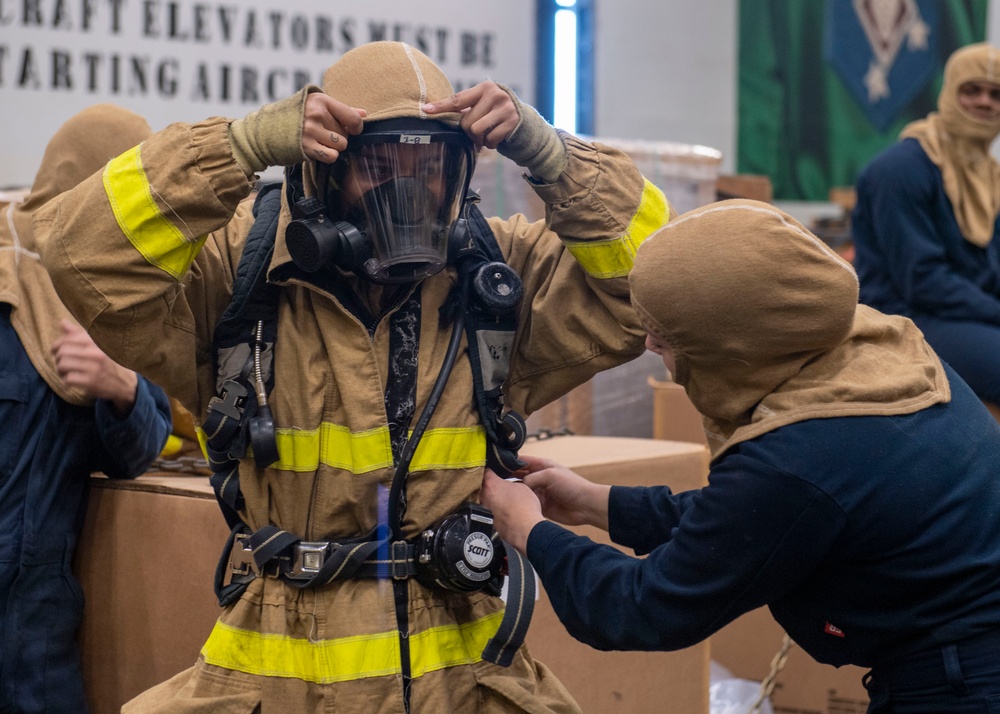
[629,199,950,460]
[901,42,1000,247]
[0,104,152,405]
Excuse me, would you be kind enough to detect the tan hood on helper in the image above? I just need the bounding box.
[0,104,152,405]
[629,199,950,459]
[900,42,1000,247]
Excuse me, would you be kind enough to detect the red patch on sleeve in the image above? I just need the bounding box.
[824,622,845,638]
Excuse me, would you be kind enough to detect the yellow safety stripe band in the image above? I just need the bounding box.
[410,610,504,676]
[103,146,206,280]
[566,179,669,279]
[409,426,487,472]
[201,610,504,683]
[196,422,485,474]
[274,424,392,474]
[273,424,485,474]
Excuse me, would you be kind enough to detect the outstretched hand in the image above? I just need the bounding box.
[481,470,544,555]
[301,92,367,164]
[517,454,611,529]
[423,80,520,150]
[481,454,611,555]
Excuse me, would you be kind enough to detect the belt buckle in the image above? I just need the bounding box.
[391,540,410,580]
[289,541,330,579]
[229,533,256,576]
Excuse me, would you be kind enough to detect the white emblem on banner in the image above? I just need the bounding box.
[853,0,930,102]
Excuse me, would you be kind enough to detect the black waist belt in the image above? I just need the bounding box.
[229,533,418,582]
[219,525,534,668]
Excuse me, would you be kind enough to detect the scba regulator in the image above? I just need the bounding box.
[416,503,506,593]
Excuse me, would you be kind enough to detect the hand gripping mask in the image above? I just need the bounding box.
[286,118,475,284]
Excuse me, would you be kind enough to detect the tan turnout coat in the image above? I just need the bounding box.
[34,115,669,713]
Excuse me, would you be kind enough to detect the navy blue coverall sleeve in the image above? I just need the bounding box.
[92,375,172,479]
[525,456,846,652]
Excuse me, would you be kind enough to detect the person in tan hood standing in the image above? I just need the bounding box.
[484,199,1000,713]
[33,41,670,713]
[852,42,1000,414]
[0,106,172,713]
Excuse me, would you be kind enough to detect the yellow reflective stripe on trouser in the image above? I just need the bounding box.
[566,179,669,279]
[273,424,486,474]
[103,146,206,279]
[201,610,504,683]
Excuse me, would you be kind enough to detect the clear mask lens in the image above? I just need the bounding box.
[335,140,470,283]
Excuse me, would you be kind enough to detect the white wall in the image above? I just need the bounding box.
[1,1,744,186]
[594,1,738,172]
[7,1,1000,187]
[0,0,534,187]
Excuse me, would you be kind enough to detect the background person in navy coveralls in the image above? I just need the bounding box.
[853,43,1000,412]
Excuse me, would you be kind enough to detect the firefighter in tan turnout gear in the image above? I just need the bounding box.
[34,41,671,713]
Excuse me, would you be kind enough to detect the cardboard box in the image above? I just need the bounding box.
[520,434,708,495]
[74,475,229,714]
[74,436,712,714]
[650,377,708,447]
[716,174,774,203]
[521,435,711,714]
[711,608,869,714]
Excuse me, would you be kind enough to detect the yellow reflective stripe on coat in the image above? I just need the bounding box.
[567,179,669,279]
[273,424,486,474]
[103,146,206,279]
[201,610,504,683]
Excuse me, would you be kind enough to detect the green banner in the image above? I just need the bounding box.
[737,0,986,201]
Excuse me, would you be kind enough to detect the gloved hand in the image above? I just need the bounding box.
[495,84,568,184]
[228,85,321,177]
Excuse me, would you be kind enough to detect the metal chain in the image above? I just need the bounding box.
[525,427,575,441]
[748,633,795,714]
[148,455,211,474]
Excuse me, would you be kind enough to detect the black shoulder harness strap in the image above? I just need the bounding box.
[456,202,527,477]
[202,182,283,536]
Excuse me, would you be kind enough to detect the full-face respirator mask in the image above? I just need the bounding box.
[286,118,475,284]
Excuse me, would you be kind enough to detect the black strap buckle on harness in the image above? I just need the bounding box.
[390,541,413,580]
[217,524,387,594]
[228,530,255,577]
